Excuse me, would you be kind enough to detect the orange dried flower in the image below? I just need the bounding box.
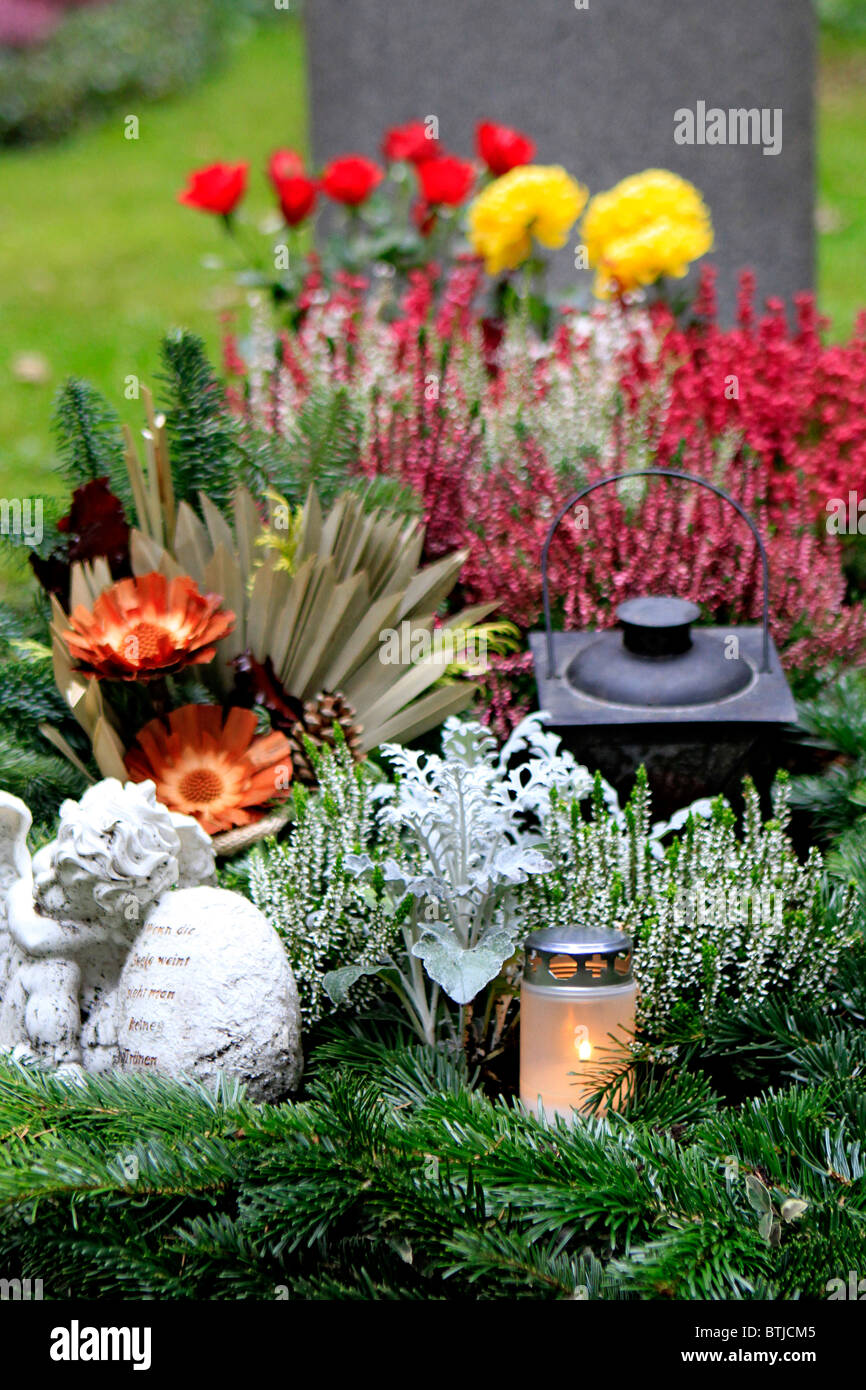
[63,573,235,681]
[124,704,293,836]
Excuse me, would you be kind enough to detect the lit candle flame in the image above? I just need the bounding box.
[577,1039,592,1061]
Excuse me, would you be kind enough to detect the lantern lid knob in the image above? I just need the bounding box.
[616,595,700,657]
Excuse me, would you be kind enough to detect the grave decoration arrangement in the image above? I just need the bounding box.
[0,116,865,1303]
[208,120,866,734]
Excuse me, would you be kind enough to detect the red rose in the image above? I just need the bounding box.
[416,153,475,206]
[321,154,384,206]
[275,174,319,226]
[268,148,305,185]
[383,120,440,164]
[477,121,536,176]
[267,149,318,225]
[178,161,249,216]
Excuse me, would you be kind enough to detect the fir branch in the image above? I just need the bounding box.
[51,378,126,492]
[616,1063,720,1130]
[444,1229,614,1300]
[0,731,86,819]
[0,1035,862,1300]
[158,330,246,515]
[264,383,362,507]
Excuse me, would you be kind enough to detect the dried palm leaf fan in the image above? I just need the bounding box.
[44,403,497,850]
[45,405,496,853]
[131,486,495,851]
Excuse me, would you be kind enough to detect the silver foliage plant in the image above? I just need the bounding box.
[324,715,595,1042]
[249,715,594,1038]
[528,768,856,1038]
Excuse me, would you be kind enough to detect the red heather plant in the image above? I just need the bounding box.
[641,268,866,514]
[455,443,866,674]
[223,265,866,731]
[363,409,866,726]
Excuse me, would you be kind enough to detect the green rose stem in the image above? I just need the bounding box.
[426,205,456,281]
[343,204,364,269]
[221,211,268,278]
[276,223,301,302]
[391,162,413,223]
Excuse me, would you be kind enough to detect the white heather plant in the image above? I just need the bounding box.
[250,717,850,1047]
[528,767,856,1039]
[247,737,405,1026]
[244,289,670,480]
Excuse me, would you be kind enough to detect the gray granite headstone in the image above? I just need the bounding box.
[305,0,814,317]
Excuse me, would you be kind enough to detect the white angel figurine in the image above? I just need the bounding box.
[0,779,215,1074]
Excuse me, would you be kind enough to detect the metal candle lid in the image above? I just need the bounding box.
[524,926,634,989]
[565,596,754,708]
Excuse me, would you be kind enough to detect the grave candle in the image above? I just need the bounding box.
[519,926,636,1121]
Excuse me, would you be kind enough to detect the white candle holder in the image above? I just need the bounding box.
[520,926,636,1122]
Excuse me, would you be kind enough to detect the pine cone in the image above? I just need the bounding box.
[288,690,364,786]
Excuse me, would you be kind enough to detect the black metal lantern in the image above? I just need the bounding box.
[528,470,797,814]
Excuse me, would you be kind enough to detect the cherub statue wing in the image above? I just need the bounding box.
[0,793,33,993]
[0,793,32,910]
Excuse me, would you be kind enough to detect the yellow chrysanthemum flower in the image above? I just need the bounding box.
[468,165,588,276]
[582,169,713,298]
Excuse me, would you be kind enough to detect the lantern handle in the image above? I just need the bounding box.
[541,468,772,679]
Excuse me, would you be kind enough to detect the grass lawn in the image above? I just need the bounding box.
[817,36,866,336]
[0,18,307,546]
[0,22,864,603]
